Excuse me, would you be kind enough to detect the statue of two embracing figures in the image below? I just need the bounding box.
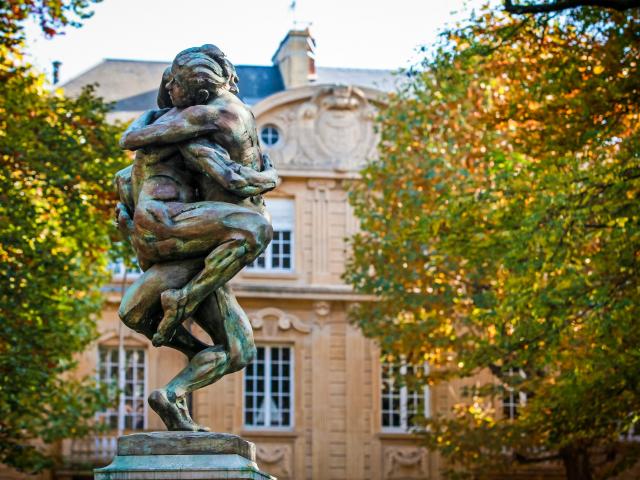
[114,44,278,432]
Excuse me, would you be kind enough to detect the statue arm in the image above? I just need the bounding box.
[180,140,279,198]
[120,105,223,150]
[120,109,170,149]
[115,165,134,214]
[114,165,134,240]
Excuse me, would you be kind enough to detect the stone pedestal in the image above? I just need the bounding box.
[94,432,275,480]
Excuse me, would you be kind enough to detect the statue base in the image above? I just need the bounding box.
[94,431,276,480]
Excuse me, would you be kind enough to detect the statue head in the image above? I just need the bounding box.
[165,44,240,108]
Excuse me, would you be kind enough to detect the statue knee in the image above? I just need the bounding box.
[243,214,273,258]
[194,348,229,375]
[243,343,257,366]
[227,342,256,374]
[118,304,149,337]
[118,304,135,329]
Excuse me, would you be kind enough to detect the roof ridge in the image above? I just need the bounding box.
[316,65,394,73]
[100,58,392,72]
[103,58,171,64]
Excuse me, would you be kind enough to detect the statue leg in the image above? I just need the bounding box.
[151,203,272,346]
[149,285,256,431]
[118,258,210,359]
[194,284,256,375]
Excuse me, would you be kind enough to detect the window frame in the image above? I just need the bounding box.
[246,198,295,274]
[243,344,295,431]
[247,230,294,273]
[502,368,527,420]
[260,124,281,147]
[622,420,640,441]
[97,345,148,433]
[380,359,430,433]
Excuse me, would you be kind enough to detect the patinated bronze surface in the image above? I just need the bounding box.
[114,45,278,431]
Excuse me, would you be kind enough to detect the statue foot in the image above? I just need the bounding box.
[153,289,188,347]
[148,389,210,432]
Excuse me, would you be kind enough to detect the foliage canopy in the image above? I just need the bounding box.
[0,0,127,472]
[346,3,640,479]
[1,0,100,51]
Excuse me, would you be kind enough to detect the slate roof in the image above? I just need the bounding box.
[236,65,285,105]
[315,66,399,92]
[62,59,395,117]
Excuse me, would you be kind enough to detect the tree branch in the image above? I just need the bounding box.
[504,0,640,14]
[515,452,563,464]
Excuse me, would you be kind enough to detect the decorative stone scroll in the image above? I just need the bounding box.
[249,307,312,334]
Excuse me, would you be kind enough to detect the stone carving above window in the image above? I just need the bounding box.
[257,85,380,172]
[383,446,429,479]
[249,307,312,334]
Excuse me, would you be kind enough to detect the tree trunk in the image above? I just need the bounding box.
[561,446,593,480]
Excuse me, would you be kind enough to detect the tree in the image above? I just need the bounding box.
[0,0,128,472]
[345,3,639,479]
[1,0,100,51]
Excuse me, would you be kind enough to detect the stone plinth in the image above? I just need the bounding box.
[94,432,275,480]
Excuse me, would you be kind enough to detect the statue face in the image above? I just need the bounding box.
[165,74,193,108]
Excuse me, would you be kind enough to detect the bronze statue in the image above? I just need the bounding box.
[114,45,278,431]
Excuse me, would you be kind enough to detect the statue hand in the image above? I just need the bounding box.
[115,202,134,235]
[261,152,274,172]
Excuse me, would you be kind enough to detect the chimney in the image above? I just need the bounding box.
[272,27,316,89]
[52,61,62,84]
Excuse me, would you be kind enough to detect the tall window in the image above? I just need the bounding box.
[97,346,147,431]
[623,420,640,441]
[244,346,293,429]
[381,360,429,432]
[502,368,527,420]
[247,198,294,272]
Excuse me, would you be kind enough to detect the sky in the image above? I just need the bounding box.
[25,0,485,85]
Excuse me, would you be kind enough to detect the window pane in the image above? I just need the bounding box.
[245,199,294,273]
[381,360,427,430]
[97,346,146,432]
[260,125,280,146]
[502,368,526,420]
[244,345,293,428]
[244,346,266,427]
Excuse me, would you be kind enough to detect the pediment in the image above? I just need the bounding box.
[253,84,385,172]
